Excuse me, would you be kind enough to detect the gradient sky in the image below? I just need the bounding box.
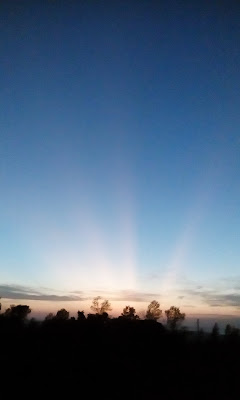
[1,0,240,320]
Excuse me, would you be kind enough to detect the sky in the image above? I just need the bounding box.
[1,0,240,323]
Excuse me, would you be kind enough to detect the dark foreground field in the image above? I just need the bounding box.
[0,317,239,399]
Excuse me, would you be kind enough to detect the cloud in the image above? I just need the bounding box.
[200,293,240,308]
[0,285,160,303]
[182,304,196,308]
[0,284,85,301]
[84,289,161,302]
[113,290,160,302]
[182,284,240,309]
[70,290,84,295]
[167,274,240,310]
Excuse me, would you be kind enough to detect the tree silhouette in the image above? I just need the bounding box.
[4,304,31,320]
[211,322,220,339]
[146,300,162,321]
[121,306,139,320]
[55,308,69,320]
[0,297,1,312]
[165,306,185,330]
[225,323,239,337]
[90,296,112,315]
[45,313,54,321]
[225,323,232,336]
[101,312,109,320]
[77,310,86,321]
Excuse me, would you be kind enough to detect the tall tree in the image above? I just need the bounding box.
[225,323,232,336]
[90,296,112,315]
[211,322,220,338]
[146,300,162,321]
[165,306,185,330]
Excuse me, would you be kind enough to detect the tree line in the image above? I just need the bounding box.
[0,296,187,330]
[1,295,240,336]
[0,297,239,398]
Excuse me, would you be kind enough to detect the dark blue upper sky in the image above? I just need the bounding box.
[1,1,240,314]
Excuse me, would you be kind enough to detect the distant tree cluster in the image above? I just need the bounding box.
[121,305,139,320]
[44,309,69,321]
[2,304,31,320]
[225,323,240,336]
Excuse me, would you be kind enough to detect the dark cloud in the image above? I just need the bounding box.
[201,293,240,308]
[0,284,85,301]
[182,285,240,309]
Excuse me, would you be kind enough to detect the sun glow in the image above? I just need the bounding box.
[39,180,138,293]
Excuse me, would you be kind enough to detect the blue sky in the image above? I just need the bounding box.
[1,1,240,318]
